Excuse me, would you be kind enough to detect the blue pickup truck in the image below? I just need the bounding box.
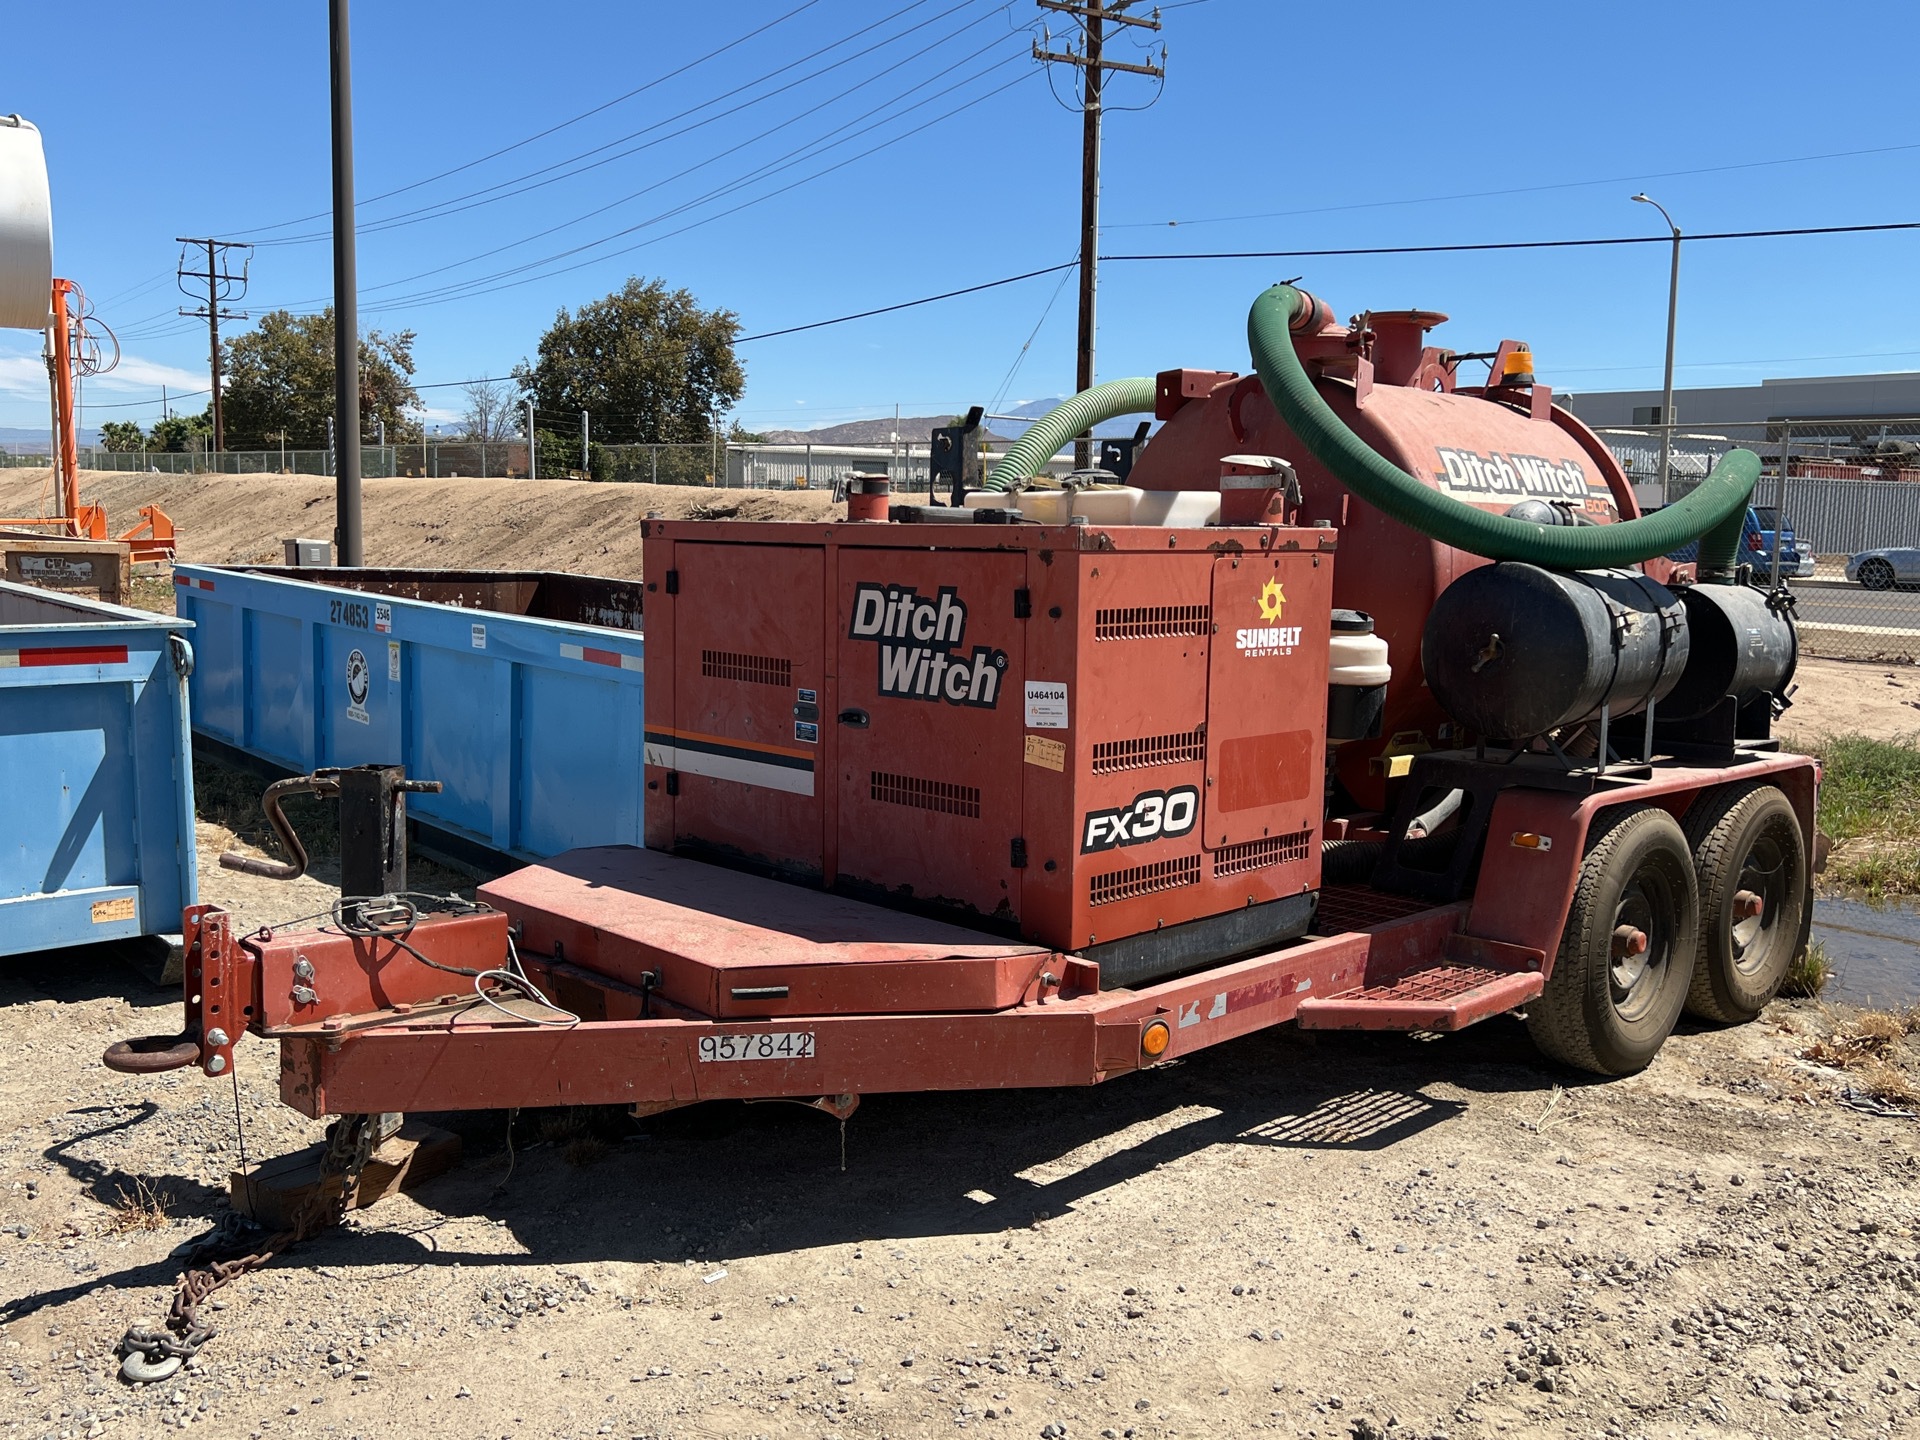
[1655,504,1814,577]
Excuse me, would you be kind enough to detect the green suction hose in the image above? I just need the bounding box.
[984,377,1157,490]
[1247,284,1757,572]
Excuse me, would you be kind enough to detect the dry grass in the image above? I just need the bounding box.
[105,1177,172,1234]
[1801,1006,1920,1106]
[1782,939,1834,999]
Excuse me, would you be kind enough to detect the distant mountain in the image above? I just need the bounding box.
[0,425,97,450]
[759,415,1014,446]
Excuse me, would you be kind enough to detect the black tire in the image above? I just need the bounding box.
[1859,558,1896,591]
[1681,785,1808,1023]
[1527,805,1700,1076]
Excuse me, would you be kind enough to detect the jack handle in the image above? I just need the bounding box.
[218,768,444,882]
[219,770,343,881]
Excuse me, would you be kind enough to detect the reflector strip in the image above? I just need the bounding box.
[172,575,215,591]
[559,641,643,672]
[0,644,129,669]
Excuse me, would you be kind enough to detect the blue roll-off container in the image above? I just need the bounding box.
[0,580,197,956]
[173,565,646,866]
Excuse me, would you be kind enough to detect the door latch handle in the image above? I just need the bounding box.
[838,708,870,728]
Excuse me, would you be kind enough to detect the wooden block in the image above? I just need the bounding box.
[229,1121,461,1229]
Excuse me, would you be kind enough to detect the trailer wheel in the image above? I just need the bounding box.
[1681,784,1808,1023]
[1527,805,1699,1075]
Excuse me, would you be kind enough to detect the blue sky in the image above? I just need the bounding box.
[4,0,1918,438]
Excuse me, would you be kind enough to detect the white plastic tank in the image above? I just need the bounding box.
[0,115,53,330]
[0,117,52,332]
[1328,609,1392,743]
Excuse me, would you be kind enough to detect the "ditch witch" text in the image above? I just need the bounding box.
[848,583,1007,708]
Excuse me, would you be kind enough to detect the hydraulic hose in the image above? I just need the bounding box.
[1247,284,1759,571]
[984,376,1157,489]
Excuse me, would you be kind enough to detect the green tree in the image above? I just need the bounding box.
[512,278,743,456]
[219,308,422,450]
[148,412,212,453]
[98,420,147,452]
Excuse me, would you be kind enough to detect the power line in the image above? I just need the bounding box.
[355,67,1046,316]
[231,0,829,239]
[1105,141,1920,232]
[1096,220,1920,261]
[317,15,1031,311]
[734,219,1920,342]
[242,0,962,247]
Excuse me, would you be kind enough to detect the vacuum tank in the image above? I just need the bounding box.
[1125,309,1656,802]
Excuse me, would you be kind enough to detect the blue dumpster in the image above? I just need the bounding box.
[173,566,646,866]
[0,581,196,956]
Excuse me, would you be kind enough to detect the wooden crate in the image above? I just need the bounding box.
[1,535,132,605]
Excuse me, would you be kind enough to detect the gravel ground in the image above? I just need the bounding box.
[4,922,1920,1440]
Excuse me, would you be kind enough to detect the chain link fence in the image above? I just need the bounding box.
[1595,416,1920,663]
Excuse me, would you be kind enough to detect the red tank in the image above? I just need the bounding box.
[1126,303,1648,809]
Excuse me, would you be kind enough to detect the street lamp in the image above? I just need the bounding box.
[1631,193,1681,495]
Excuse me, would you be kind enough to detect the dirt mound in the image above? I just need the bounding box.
[0,468,843,579]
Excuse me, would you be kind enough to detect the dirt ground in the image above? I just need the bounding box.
[1781,657,1920,744]
[0,469,841,579]
[7,921,1920,1440]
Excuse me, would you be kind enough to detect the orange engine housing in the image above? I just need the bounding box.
[640,518,1335,987]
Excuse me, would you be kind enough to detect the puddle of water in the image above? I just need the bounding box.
[1810,896,1920,1006]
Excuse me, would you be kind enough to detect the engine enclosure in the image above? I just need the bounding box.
[640,519,1334,985]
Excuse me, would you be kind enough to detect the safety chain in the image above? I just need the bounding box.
[115,1113,391,1384]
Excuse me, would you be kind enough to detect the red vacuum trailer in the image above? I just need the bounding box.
[110,284,1817,1122]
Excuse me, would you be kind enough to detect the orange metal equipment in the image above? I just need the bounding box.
[0,278,179,563]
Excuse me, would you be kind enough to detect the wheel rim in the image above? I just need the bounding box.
[1609,874,1674,1023]
[1730,832,1790,978]
[1863,561,1894,589]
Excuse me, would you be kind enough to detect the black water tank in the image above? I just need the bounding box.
[1660,582,1797,720]
[1422,563,1689,740]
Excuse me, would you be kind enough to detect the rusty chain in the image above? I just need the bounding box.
[115,1113,391,1384]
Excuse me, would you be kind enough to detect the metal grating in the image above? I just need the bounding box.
[1089,854,1200,907]
[1093,604,1211,641]
[1348,965,1506,1004]
[870,771,981,819]
[701,649,793,687]
[1212,828,1314,877]
[1092,728,1206,773]
[1311,884,1446,936]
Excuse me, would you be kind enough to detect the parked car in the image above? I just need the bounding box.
[1845,546,1920,590]
[1652,504,1814,577]
[1750,506,1816,578]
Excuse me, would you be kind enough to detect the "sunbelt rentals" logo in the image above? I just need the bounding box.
[1235,576,1302,659]
[848,582,1007,708]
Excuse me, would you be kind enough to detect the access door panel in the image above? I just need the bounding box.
[656,543,826,877]
[1203,550,1331,851]
[834,548,1026,927]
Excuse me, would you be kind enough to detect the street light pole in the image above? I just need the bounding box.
[1631,193,1681,497]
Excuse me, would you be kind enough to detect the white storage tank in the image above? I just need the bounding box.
[0,115,52,330]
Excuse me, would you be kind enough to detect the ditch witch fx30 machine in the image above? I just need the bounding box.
[112,283,1816,1157]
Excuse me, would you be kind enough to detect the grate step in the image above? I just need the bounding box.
[1295,965,1543,1033]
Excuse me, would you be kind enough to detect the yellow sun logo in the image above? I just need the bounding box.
[1257,577,1286,622]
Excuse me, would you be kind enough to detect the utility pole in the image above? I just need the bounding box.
[175,237,252,451]
[1034,0,1163,468]
[526,399,536,479]
[330,0,363,565]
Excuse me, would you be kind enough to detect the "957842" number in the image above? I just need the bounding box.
[698,1031,815,1063]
